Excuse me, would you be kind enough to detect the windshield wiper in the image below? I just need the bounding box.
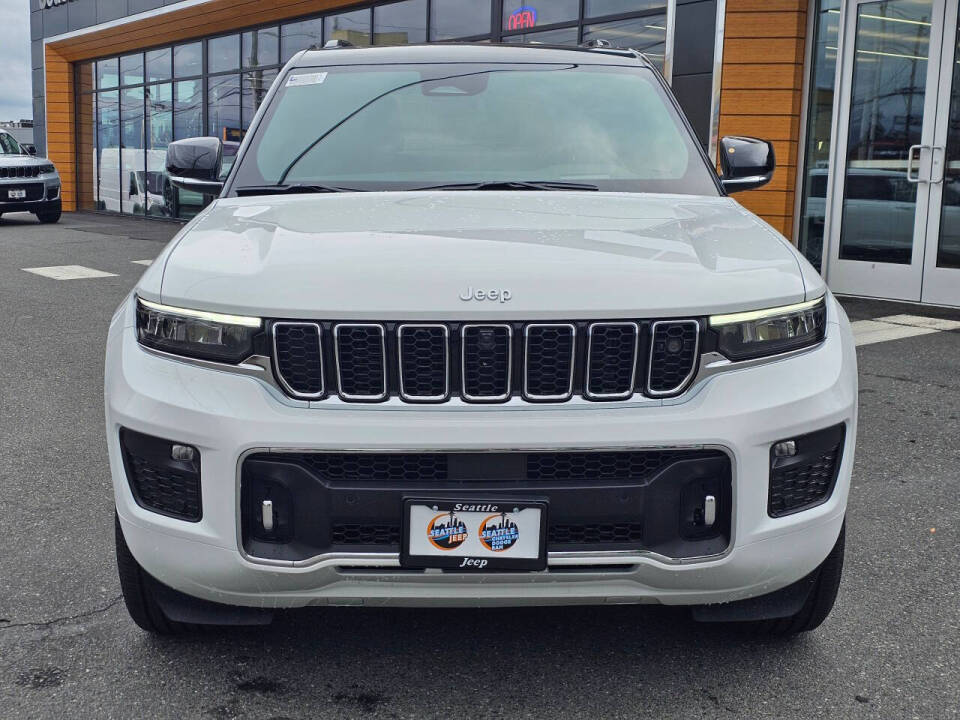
[234,183,360,196]
[409,181,599,192]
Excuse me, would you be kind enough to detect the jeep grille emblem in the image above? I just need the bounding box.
[459,286,512,303]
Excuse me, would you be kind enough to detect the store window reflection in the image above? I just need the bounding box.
[797,0,840,272]
[76,0,673,220]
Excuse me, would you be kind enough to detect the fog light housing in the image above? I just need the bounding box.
[773,440,797,458]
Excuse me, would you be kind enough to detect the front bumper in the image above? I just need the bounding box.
[0,175,60,213]
[106,294,858,608]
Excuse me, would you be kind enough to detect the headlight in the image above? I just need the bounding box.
[135,297,261,363]
[709,296,826,361]
[39,164,55,174]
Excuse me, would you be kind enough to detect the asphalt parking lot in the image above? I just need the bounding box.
[1,211,958,719]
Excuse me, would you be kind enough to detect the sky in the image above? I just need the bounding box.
[0,0,33,123]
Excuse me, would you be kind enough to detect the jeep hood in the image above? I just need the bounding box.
[154,192,818,320]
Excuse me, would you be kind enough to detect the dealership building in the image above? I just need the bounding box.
[29,0,960,306]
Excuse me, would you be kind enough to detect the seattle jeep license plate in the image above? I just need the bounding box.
[401,499,548,571]
[7,189,26,199]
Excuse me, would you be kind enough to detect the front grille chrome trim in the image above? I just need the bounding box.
[333,323,388,402]
[271,321,325,400]
[461,323,513,402]
[584,322,639,400]
[397,323,450,403]
[647,319,701,397]
[523,323,576,402]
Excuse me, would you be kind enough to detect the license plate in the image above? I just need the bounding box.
[401,499,547,571]
[7,189,26,199]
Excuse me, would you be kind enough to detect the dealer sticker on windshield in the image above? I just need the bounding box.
[401,499,547,571]
[286,72,328,87]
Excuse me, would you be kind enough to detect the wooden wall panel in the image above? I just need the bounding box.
[44,45,76,211]
[717,0,807,244]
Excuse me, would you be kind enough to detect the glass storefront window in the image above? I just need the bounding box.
[374,0,427,45]
[208,74,242,140]
[582,15,667,68]
[97,90,120,212]
[797,0,841,272]
[120,53,144,86]
[97,58,119,89]
[174,42,202,78]
[208,34,240,74]
[243,27,280,68]
[503,0,578,32]
[585,0,666,19]
[146,83,173,217]
[502,27,579,44]
[120,87,145,214]
[326,8,372,46]
[282,18,323,62]
[173,79,203,140]
[430,0,492,40]
[146,48,172,83]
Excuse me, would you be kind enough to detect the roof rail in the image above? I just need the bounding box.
[323,39,354,49]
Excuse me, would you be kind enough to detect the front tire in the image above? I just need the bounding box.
[36,207,61,224]
[115,514,193,635]
[750,523,845,636]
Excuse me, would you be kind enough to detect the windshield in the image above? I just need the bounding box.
[0,132,23,155]
[230,62,719,195]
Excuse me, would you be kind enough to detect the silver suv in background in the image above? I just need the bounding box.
[0,130,62,224]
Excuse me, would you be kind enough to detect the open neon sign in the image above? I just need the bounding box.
[508,6,538,30]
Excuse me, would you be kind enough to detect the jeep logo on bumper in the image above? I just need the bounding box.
[459,287,512,302]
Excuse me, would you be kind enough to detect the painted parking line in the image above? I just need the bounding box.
[131,259,153,266]
[852,314,960,346]
[22,265,117,280]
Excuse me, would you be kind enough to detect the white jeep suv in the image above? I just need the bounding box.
[105,43,857,636]
[0,129,61,224]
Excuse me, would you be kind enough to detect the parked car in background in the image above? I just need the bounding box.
[0,129,62,224]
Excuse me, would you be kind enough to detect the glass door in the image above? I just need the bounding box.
[923,0,960,304]
[825,0,947,300]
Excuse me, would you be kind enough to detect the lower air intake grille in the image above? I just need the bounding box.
[273,322,324,398]
[586,323,638,399]
[648,320,700,395]
[120,429,201,522]
[291,453,450,481]
[335,324,387,400]
[768,424,845,517]
[332,524,402,545]
[462,325,511,400]
[549,523,644,545]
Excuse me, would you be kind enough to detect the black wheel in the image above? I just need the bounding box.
[36,208,61,224]
[115,513,194,635]
[749,523,845,636]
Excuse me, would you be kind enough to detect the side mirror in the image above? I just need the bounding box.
[165,137,224,195]
[719,136,775,193]
[21,143,37,156]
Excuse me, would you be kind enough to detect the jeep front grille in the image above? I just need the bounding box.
[269,319,702,404]
[0,166,41,179]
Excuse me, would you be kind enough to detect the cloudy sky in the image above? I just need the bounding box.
[0,1,32,122]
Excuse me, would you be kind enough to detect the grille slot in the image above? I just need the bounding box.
[334,324,387,401]
[398,324,449,401]
[648,320,700,396]
[585,322,639,399]
[549,523,644,545]
[0,166,41,179]
[272,322,324,399]
[524,324,576,401]
[461,324,512,401]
